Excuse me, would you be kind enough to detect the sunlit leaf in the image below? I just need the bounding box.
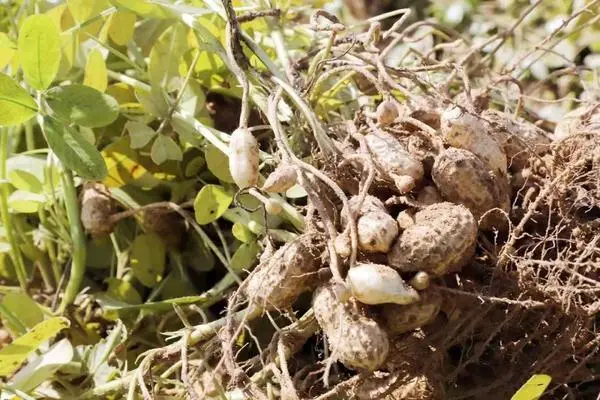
[0,293,44,332]
[101,138,157,188]
[0,33,16,70]
[41,116,108,180]
[45,84,119,128]
[0,317,70,377]
[232,222,255,244]
[111,0,174,19]
[149,23,188,92]
[0,73,38,127]
[130,233,166,287]
[150,135,182,165]
[125,121,157,149]
[205,143,234,183]
[108,10,137,45]
[9,339,73,393]
[8,190,45,213]
[511,374,552,400]
[7,169,43,194]
[83,49,108,92]
[18,14,62,90]
[194,184,233,225]
[67,0,110,23]
[230,242,260,272]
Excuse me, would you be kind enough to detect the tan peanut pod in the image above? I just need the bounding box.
[376,100,399,126]
[229,128,259,188]
[388,202,477,276]
[261,164,297,193]
[364,132,424,193]
[409,271,430,291]
[553,103,600,141]
[440,105,507,176]
[483,109,551,172]
[380,290,442,335]
[432,148,510,230]
[243,235,323,310]
[347,263,420,305]
[80,183,115,237]
[313,283,390,371]
[142,207,186,249]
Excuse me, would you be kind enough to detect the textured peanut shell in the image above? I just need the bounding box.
[483,109,551,171]
[244,235,323,310]
[261,164,297,193]
[364,132,424,188]
[80,183,115,237]
[432,148,510,230]
[313,283,390,371]
[388,202,477,276]
[554,103,600,141]
[440,105,507,176]
[380,290,442,335]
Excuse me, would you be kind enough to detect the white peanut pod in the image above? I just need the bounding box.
[261,164,297,193]
[441,105,507,176]
[356,212,399,253]
[229,128,259,188]
[347,263,420,305]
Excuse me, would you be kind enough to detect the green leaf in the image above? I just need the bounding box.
[83,49,108,92]
[125,121,157,149]
[230,242,260,272]
[111,0,174,19]
[205,144,234,183]
[8,190,45,213]
[0,317,70,377]
[9,339,73,394]
[511,374,552,400]
[7,169,43,193]
[17,14,62,90]
[106,278,141,304]
[232,222,255,244]
[149,23,188,92]
[0,73,38,127]
[108,10,136,45]
[135,87,169,117]
[194,184,233,225]
[41,117,108,180]
[150,135,183,165]
[0,33,16,70]
[130,233,166,287]
[0,293,44,334]
[45,84,119,128]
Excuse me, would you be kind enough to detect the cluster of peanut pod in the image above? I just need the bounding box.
[230,97,599,374]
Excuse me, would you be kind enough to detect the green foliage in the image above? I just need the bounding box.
[511,375,552,400]
[0,73,37,126]
[130,233,166,287]
[41,117,108,180]
[194,184,233,225]
[17,14,62,90]
[0,317,70,377]
[45,84,119,128]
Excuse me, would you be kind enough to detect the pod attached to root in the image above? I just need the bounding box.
[347,263,420,305]
[313,282,390,371]
[388,202,477,276]
[80,183,116,237]
[261,164,297,193]
[229,128,259,189]
[440,105,507,176]
[379,290,442,335]
[432,148,510,230]
[376,100,399,126]
[483,109,551,172]
[341,195,399,254]
[364,132,424,193]
[243,235,324,310]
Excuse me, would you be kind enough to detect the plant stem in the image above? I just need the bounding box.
[24,120,35,151]
[0,128,28,291]
[58,169,86,313]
